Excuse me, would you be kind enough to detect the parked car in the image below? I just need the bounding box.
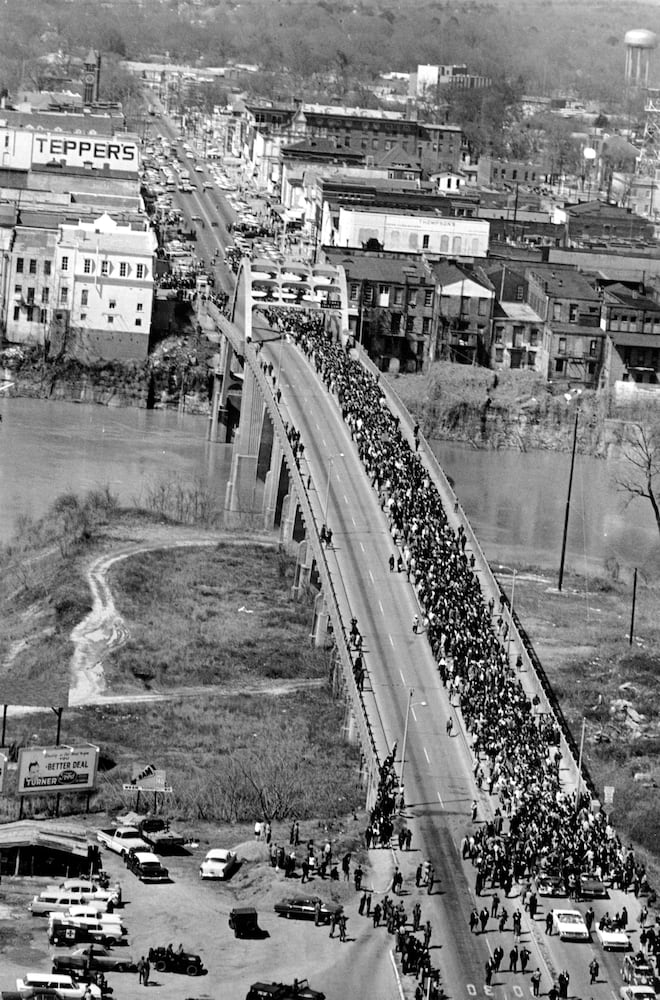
[147,946,206,976]
[552,909,591,941]
[52,945,136,973]
[246,979,325,1000]
[273,897,342,922]
[229,906,261,938]
[57,880,121,906]
[579,871,608,899]
[17,973,101,999]
[622,953,656,986]
[199,848,238,880]
[596,925,630,951]
[30,890,110,917]
[126,849,170,882]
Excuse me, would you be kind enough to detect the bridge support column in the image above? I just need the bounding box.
[208,336,234,443]
[290,539,312,601]
[225,366,264,524]
[342,706,359,746]
[280,493,298,547]
[311,592,334,648]
[263,435,284,530]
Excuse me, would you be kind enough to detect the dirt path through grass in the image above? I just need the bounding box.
[69,524,307,706]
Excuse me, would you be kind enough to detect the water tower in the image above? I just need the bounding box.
[625,29,657,88]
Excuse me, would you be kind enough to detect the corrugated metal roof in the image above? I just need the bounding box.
[0,820,89,855]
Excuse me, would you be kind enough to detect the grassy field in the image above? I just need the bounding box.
[106,543,326,690]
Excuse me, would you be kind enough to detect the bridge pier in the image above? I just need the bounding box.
[311,592,334,648]
[263,434,284,530]
[290,539,312,600]
[208,336,234,443]
[225,366,264,524]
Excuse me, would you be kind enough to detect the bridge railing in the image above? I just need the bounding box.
[209,304,385,802]
[357,347,594,799]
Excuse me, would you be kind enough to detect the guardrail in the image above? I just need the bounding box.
[209,305,385,802]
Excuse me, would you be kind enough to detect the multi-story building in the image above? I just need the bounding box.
[486,263,546,372]
[4,225,57,348]
[601,283,660,387]
[526,266,602,386]
[50,214,157,361]
[428,261,495,364]
[322,247,434,372]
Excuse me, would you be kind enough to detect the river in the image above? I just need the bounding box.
[433,441,660,581]
[1,398,657,580]
[0,397,232,542]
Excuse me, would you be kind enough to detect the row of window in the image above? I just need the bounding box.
[555,358,598,375]
[61,256,146,279]
[13,306,47,323]
[16,258,51,276]
[350,283,434,308]
[556,337,599,356]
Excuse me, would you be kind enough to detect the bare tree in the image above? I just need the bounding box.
[617,422,660,537]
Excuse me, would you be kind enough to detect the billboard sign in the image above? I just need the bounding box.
[17,745,99,796]
[124,763,170,792]
[32,133,139,172]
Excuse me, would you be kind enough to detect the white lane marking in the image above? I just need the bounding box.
[344,494,349,504]
[389,634,395,647]
[399,669,406,684]
[369,570,374,583]
[423,746,430,763]
[411,707,418,722]
[351,516,356,526]
[378,600,384,616]
[360,542,365,552]
[437,791,444,807]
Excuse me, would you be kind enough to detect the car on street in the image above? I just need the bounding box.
[622,953,656,986]
[596,925,630,950]
[199,848,238,880]
[536,871,566,896]
[229,906,261,938]
[273,896,343,922]
[52,945,136,973]
[246,980,325,1000]
[579,871,608,898]
[620,987,656,1000]
[148,946,207,976]
[57,879,121,905]
[552,909,591,941]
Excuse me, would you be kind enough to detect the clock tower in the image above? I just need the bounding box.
[83,49,101,105]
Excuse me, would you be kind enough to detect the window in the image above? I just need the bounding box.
[29,259,37,274]
[108,315,114,324]
[494,326,503,344]
[555,358,565,373]
[512,325,524,348]
[422,317,430,335]
[81,289,88,307]
[408,290,418,308]
[552,302,561,321]
[60,287,68,303]
[406,316,414,335]
[101,261,109,276]
[589,339,597,357]
[26,306,34,322]
[440,235,449,253]
[119,262,127,277]
[40,308,47,323]
[44,260,51,276]
[391,314,401,335]
[529,329,538,347]
[393,288,403,306]
[42,287,49,303]
[478,298,488,316]
[136,264,145,279]
[363,286,373,306]
[14,284,22,295]
[16,257,23,273]
[424,289,433,308]
[61,256,69,271]
[452,236,462,254]
[13,305,19,320]
[569,303,579,323]
[109,299,116,310]
[135,318,142,327]
[558,337,567,354]
[80,313,87,321]
[349,283,359,302]
[422,234,430,249]
[516,285,524,301]
[136,302,143,312]
[83,258,92,274]
[495,347,504,362]
[27,287,35,303]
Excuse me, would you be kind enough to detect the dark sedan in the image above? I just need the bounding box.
[273,896,342,922]
[537,871,567,897]
[52,945,136,973]
[579,871,608,899]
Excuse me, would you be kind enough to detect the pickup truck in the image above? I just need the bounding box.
[138,818,185,853]
[97,827,149,857]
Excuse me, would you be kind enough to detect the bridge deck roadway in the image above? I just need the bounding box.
[262,333,641,1000]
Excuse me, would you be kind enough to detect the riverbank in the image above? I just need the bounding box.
[391,362,660,457]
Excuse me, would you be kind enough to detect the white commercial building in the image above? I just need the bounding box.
[324,206,489,259]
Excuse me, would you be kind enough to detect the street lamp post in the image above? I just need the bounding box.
[323,452,344,525]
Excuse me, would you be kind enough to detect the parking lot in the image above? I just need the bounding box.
[0,814,396,1000]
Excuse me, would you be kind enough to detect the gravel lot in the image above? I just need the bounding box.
[0,815,402,1000]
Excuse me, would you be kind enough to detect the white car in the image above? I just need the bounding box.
[597,925,630,950]
[58,879,121,905]
[17,973,101,999]
[552,908,591,941]
[620,988,657,1000]
[199,848,238,880]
